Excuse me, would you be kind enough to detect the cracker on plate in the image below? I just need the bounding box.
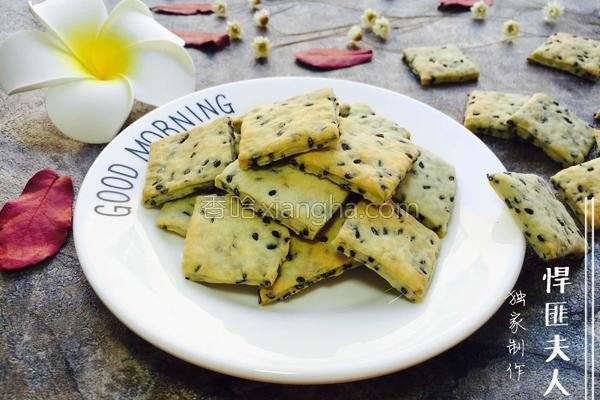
[487,172,585,260]
[332,201,441,302]
[393,148,456,237]
[156,195,198,237]
[291,110,420,204]
[182,194,290,287]
[214,160,349,239]
[238,88,340,169]
[507,93,597,166]
[551,157,600,229]
[142,117,235,208]
[259,214,359,304]
[464,91,530,139]
[402,44,479,86]
[344,103,411,140]
[528,32,600,81]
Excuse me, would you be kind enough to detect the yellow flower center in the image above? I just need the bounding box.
[71,34,132,81]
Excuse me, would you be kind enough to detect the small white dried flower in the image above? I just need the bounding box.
[254,9,270,28]
[248,0,261,10]
[503,19,520,41]
[347,25,363,43]
[470,1,488,20]
[373,16,390,40]
[543,1,563,23]
[361,8,379,30]
[213,0,227,18]
[347,40,360,50]
[251,36,270,60]
[227,21,243,40]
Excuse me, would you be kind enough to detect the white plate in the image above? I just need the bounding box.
[74,77,525,384]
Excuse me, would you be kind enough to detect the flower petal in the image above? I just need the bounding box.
[125,40,195,106]
[45,77,134,144]
[0,30,90,94]
[29,0,108,58]
[100,0,184,47]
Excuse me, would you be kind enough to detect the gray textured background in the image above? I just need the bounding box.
[1,0,600,398]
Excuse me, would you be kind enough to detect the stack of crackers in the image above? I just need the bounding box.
[143,88,457,304]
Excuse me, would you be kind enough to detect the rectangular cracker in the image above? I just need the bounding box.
[393,148,456,238]
[332,201,441,302]
[258,214,359,304]
[344,103,411,140]
[528,32,600,81]
[290,108,420,204]
[507,93,597,166]
[214,160,349,239]
[182,194,290,287]
[551,157,600,229]
[464,91,530,139]
[487,172,585,260]
[402,44,479,86]
[142,117,235,207]
[155,195,198,236]
[238,88,340,169]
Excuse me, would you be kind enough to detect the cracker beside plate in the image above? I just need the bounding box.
[528,32,600,81]
[488,172,585,260]
[403,44,479,86]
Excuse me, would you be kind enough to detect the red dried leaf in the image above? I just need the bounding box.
[295,48,373,70]
[152,3,213,15]
[438,0,493,11]
[0,169,73,270]
[174,31,230,50]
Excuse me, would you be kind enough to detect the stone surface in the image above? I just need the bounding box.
[1,0,600,398]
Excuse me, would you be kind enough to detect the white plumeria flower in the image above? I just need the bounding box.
[254,9,270,28]
[227,21,243,40]
[470,1,488,20]
[361,8,379,30]
[373,16,390,40]
[503,19,520,41]
[251,36,270,60]
[347,25,363,43]
[543,1,563,23]
[213,0,227,18]
[248,0,261,10]
[0,0,195,144]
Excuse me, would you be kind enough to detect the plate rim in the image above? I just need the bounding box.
[73,76,525,384]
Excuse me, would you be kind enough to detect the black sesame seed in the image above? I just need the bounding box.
[272,230,281,238]
[252,232,259,240]
[266,243,277,250]
[178,133,189,144]
[213,160,221,167]
[268,189,277,196]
